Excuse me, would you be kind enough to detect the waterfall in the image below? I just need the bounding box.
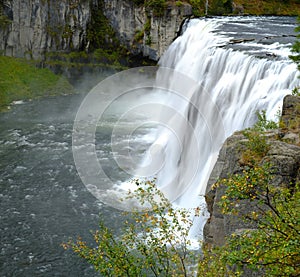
[72,17,299,244]
[146,18,299,214]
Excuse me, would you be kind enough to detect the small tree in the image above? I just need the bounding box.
[215,164,300,276]
[63,179,202,276]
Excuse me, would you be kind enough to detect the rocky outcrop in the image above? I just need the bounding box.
[280,94,300,145]
[103,0,192,60]
[0,0,91,59]
[204,95,300,248]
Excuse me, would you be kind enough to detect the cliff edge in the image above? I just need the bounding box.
[204,95,300,247]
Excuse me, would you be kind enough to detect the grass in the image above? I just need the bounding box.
[0,56,74,110]
[233,0,300,15]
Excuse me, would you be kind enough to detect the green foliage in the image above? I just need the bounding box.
[134,29,145,43]
[176,1,184,7]
[253,110,278,132]
[217,163,274,214]
[44,50,128,71]
[134,0,300,16]
[240,110,278,165]
[187,0,206,16]
[197,246,242,277]
[242,130,269,165]
[146,35,152,46]
[144,18,151,33]
[0,56,74,110]
[87,2,122,52]
[0,5,10,28]
[292,86,300,96]
[132,0,168,16]
[63,179,201,276]
[233,0,300,15]
[145,0,167,17]
[187,0,235,16]
[215,165,300,276]
[134,18,152,45]
[209,0,233,15]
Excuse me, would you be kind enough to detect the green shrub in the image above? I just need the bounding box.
[292,87,300,96]
[176,1,184,7]
[63,179,201,276]
[215,165,300,276]
[145,0,167,17]
[134,29,145,43]
[240,110,278,165]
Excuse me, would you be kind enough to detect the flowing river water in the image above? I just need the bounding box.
[0,16,298,276]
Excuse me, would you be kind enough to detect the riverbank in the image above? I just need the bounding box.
[0,56,74,111]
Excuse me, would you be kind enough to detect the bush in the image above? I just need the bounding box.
[145,0,167,17]
[240,110,278,165]
[215,165,300,276]
[63,179,202,276]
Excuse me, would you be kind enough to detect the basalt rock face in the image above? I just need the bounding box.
[0,0,191,61]
[280,94,300,145]
[0,0,91,59]
[103,0,192,60]
[204,95,300,248]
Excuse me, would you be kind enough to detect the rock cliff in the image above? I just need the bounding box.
[204,95,300,248]
[0,0,192,61]
[103,0,192,60]
[0,0,91,59]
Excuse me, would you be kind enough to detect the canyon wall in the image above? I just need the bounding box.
[103,0,192,60]
[0,0,192,61]
[0,0,91,59]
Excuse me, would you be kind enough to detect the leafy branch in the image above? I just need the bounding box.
[63,179,202,276]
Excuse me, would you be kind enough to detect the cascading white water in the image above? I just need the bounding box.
[147,18,299,222]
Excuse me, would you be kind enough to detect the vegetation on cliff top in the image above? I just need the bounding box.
[133,0,300,16]
[0,56,74,111]
[233,0,300,15]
